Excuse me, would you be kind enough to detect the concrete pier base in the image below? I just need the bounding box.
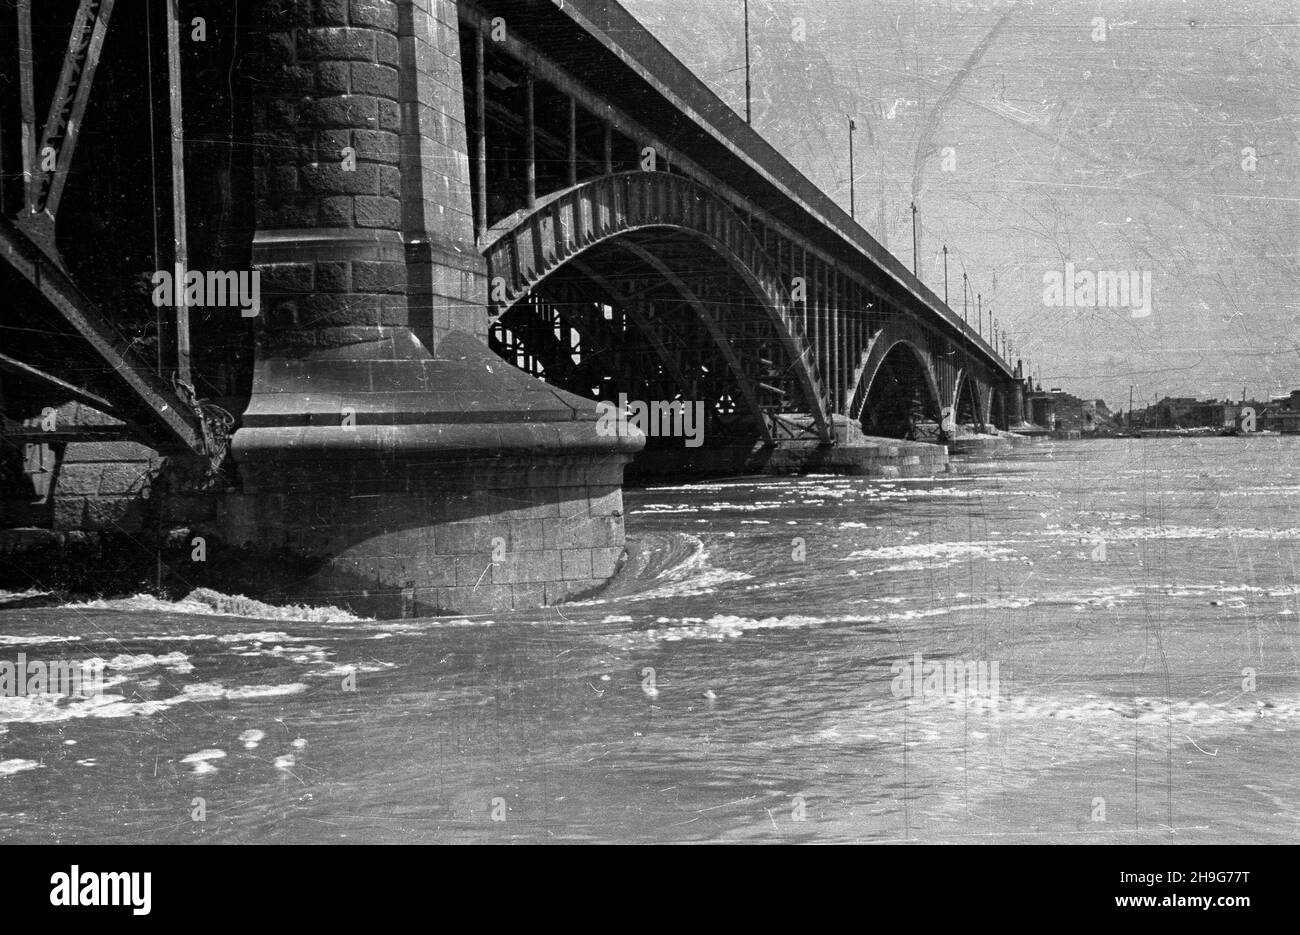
[947,431,1014,456]
[226,332,640,617]
[757,415,948,477]
[219,0,644,617]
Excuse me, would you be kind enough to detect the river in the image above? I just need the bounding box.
[1,437,1297,843]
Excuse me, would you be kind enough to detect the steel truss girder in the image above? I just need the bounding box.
[481,170,831,441]
[16,0,116,255]
[0,217,205,456]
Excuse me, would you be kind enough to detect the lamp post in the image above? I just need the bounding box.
[743,0,752,124]
[848,118,856,220]
[962,272,968,327]
[942,245,948,307]
[910,201,919,278]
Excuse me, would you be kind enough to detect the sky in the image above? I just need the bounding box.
[622,0,1299,409]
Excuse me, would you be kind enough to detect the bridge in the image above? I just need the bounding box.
[0,0,1039,616]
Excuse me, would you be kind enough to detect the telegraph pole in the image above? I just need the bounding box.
[962,272,968,326]
[848,118,856,219]
[910,202,919,277]
[743,0,752,124]
[942,245,948,306]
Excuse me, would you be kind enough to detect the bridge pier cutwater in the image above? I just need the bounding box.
[224,0,643,615]
[0,0,1042,617]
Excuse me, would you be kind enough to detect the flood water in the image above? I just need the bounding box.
[1,438,1297,844]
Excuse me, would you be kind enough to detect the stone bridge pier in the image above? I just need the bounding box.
[223,0,641,616]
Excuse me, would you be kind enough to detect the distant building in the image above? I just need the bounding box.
[1128,395,1284,431]
[1261,390,1300,434]
[1188,400,1238,429]
[1048,390,1117,435]
[1025,387,1056,430]
[1145,396,1199,428]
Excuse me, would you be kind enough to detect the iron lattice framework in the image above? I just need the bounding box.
[1,0,213,462]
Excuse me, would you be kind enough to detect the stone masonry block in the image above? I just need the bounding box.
[352,260,406,293]
[301,162,380,195]
[351,62,399,98]
[299,27,377,62]
[354,196,401,228]
[561,549,593,581]
[591,546,623,579]
[351,0,398,31]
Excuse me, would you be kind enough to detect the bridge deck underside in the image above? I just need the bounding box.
[490,231,818,446]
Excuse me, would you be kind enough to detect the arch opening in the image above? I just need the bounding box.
[861,342,943,441]
[954,374,984,432]
[487,231,810,469]
[990,388,1009,431]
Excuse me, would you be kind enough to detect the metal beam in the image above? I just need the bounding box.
[165,0,191,384]
[0,218,205,455]
[617,241,774,444]
[17,0,38,215]
[474,24,487,241]
[524,74,536,207]
[569,258,692,392]
[38,0,117,219]
[567,96,578,187]
[1,424,135,444]
[0,351,118,414]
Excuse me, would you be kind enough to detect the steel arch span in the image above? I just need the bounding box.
[481,171,832,443]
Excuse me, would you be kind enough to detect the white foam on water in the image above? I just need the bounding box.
[66,588,368,623]
[316,662,395,677]
[635,500,787,514]
[648,612,834,641]
[215,631,319,644]
[0,589,53,603]
[106,651,194,674]
[847,541,1019,563]
[801,685,1300,816]
[233,644,331,665]
[0,681,309,723]
[0,634,82,646]
[353,618,487,634]
[0,758,42,777]
[576,534,753,604]
[1046,524,1300,543]
[223,684,310,700]
[181,748,226,775]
